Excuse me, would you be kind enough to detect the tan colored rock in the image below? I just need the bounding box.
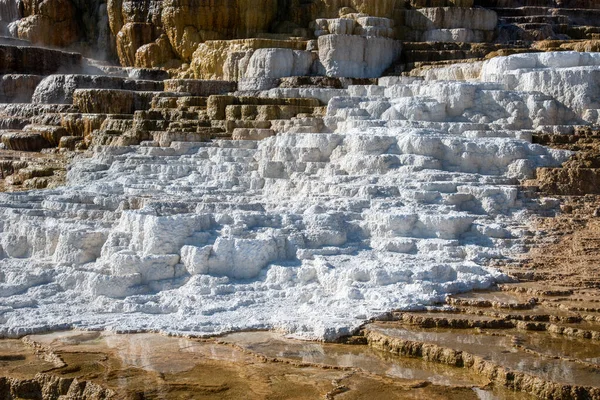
[135,34,179,68]
[189,39,307,81]
[107,0,123,36]
[14,14,78,47]
[409,61,484,81]
[533,40,600,53]
[60,113,108,139]
[107,0,166,65]
[58,136,82,150]
[225,104,316,121]
[116,22,154,67]
[100,117,133,133]
[163,80,236,96]
[316,0,399,18]
[232,128,276,141]
[161,0,279,61]
[207,95,320,120]
[15,0,79,47]
[1,131,51,151]
[21,0,73,21]
[153,130,221,147]
[23,124,68,146]
[107,0,163,35]
[73,89,135,114]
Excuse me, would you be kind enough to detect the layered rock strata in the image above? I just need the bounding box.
[5,50,598,340]
[3,0,600,76]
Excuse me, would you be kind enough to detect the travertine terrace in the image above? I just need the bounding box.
[0,0,599,399]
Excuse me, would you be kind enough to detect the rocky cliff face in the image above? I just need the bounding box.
[2,0,599,80]
[1,0,600,78]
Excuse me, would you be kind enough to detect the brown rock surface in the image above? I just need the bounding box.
[73,89,136,115]
[135,34,179,68]
[0,45,82,75]
[0,74,43,103]
[0,131,51,152]
[162,0,279,61]
[5,0,600,72]
[0,330,528,399]
[116,22,155,67]
[163,79,237,97]
[14,0,79,47]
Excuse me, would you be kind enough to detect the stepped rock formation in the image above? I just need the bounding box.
[1,4,600,397]
[7,33,600,339]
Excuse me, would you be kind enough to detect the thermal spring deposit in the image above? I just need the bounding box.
[6,49,599,340]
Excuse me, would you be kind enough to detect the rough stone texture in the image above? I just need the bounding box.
[135,34,179,69]
[245,49,316,79]
[23,124,68,146]
[480,51,600,116]
[12,0,79,47]
[102,0,411,69]
[60,113,108,139]
[311,0,400,19]
[313,15,397,38]
[116,22,155,67]
[161,0,279,61]
[0,374,115,399]
[0,64,579,340]
[32,74,163,104]
[365,327,600,400]
[232,128,276,141]
[1,131,51,151]
[7,0,111,58]
[318,34,402,78]
[422,28,494,43]
[405,7,497,31]
[207,95,320,120]
[0,74,43,103]
[163,79,237,96]
[403,7,497,43]
[73,89,137,114]
[410,61,484,81]
[5,0,600,72]
[410,0,473,6]
[0,45,82,75]
[189,39,308,81]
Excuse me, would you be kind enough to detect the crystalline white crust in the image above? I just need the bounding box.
[1,53,587,341]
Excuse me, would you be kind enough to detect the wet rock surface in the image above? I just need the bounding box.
[0,330,536,399]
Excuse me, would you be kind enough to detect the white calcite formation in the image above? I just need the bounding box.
[312,14,402,79]
[0,54,587,341]
[479,52,600,123]
[317,34,401,79]
[244,49,316,79]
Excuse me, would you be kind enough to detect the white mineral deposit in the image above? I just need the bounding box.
[2,52,590,341]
